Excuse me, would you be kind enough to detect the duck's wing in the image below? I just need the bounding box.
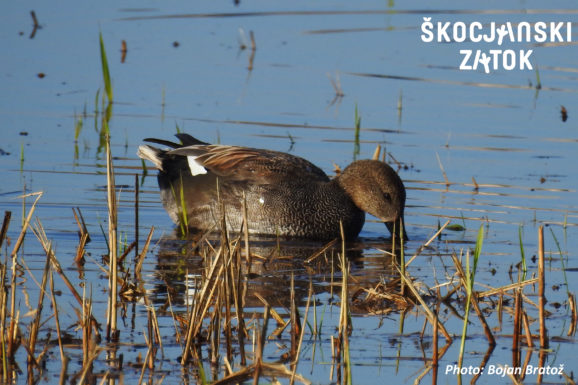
[169,144,330,183]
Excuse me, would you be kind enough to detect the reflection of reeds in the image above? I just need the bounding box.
[538,225,548,349]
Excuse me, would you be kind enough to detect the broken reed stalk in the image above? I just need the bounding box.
[181,247,225,364]
[372,145,381,161]
[75,233,89,263]
[405,219,450,267]
[450,253,495,346]
[139,269,163,368]
[435,153,450,187]
[290,280,313,385]
[222,253,234,368]
[398,267,452,343]
[253,305,270,385]
[49,272,67,366]
[214,362,310,385]
[512,289,521,369]
[105,134,118,341]
[537,225,548,349]
[72,207,90,242]
[521,310,534,348]
[242,193,251,272]
[146,300,162,368]
[44,241,101,338]
[138,334,152,385]
[568,293,577,336]
[117,241,136,265]
[72,206,90,264]
[77,348,102,385]
[135,226,154,280]
[0,211,11,250]
[232,235,247,366]
[80,285,96,381]
[290,273,300,363]
[432,306,439,385]
[27,245,51,366]
[338,222,352,385]
[8,192,42,356]
[477,278,538,298]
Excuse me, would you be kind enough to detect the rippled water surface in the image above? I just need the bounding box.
[1,1,578,384]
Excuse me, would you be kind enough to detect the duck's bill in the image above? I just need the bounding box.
[385,217,408,242]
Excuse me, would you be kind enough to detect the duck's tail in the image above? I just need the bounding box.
[138,134,209,171]
[137,145,164,171]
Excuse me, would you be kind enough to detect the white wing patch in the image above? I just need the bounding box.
[187,156,207,176]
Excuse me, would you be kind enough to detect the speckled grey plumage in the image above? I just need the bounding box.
[138,134,407,241]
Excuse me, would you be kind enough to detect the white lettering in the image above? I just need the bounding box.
[459,49,473,70]
[421,17,434,42]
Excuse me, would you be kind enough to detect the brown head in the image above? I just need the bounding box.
[336,159,408,241]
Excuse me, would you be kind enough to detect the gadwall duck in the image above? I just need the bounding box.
[138,134,408,241]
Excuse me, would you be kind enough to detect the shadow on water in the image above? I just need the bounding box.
[152,231,399,308]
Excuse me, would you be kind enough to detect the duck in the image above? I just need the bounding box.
[138,133,408,241]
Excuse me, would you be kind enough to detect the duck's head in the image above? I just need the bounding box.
[337,159,408,241]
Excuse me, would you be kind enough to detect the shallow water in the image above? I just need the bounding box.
[1,1,578,384]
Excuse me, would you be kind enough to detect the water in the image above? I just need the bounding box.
[1,1,577,384]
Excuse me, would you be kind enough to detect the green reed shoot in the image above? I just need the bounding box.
[93,88,100,118]
[99,32,113,103]
[458,224,484,368]
[169,183,184,236]
[550,228,570,297]
[518,225,527,280]
[98,216,110,254]
[397,89,403,123]
[353,104,361,161]
[179,181,188,234]
[74,112,83,142]
[287,132,295,152]
[170,176,189,237]
[140,159,148,185]
[19,143,24,173]
[74,112,83,163]
[535,67,542,90]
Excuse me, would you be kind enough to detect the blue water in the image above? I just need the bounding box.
[1,1,577,384]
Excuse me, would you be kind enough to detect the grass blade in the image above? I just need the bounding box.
[99,32,113,103]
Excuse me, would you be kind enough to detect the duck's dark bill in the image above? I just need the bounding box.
[385,219,408,242]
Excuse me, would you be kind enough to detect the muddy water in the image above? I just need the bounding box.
[1,1,578,384]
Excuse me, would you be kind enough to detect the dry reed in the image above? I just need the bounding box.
[105,134,119,342]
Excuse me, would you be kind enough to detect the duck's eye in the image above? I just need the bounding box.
[383,192,391,201]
